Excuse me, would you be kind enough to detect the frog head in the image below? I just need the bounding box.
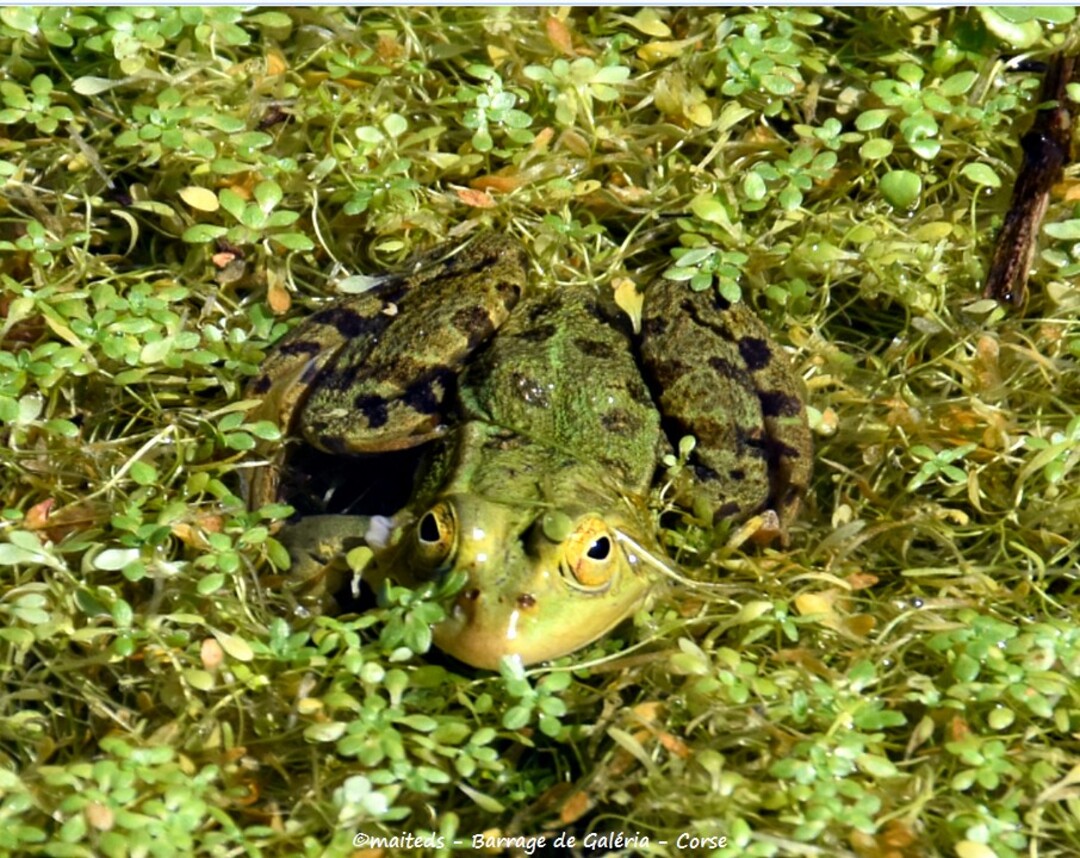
[389,492,659,669]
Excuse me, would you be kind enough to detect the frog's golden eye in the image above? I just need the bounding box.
[562,517,619,592]
[413,501,456,570]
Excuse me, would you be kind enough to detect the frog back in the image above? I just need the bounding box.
[460,289,662,495]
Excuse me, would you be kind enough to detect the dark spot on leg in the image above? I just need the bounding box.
[315,306,381,338]
[713,501,742,521]
[649,358,689,390]
[251,375,272,394]
[573,337,615,359]
[729,468,745,481]
[693,461,721,482]
[279,339,322,358]
[516,323,557,342]
[319,362,364,391]
[708,355,741,379]
[451,305,495,348]
[403,367,455,415]
[760,389,803,417]
[601,408,641,435]
[738,336,772,371]
[374,279,408,305]
[641,315,667,338]
[739,430,769,460]
[627,378,653,406]
[494,277,523,305]
[526,301,551,324]
[353,394,389,428]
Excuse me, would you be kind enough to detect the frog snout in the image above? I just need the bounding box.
[449,585,538,620]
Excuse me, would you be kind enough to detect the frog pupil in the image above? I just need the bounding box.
[586,536,611,561]
[419,512,441,543]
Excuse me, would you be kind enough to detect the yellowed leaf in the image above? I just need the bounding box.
[265,48,287,76]
[638,37,702,64]
[471,174,523,193]
[531,127,554,151]
[268,278,292,315]
[201,637,224,671]
[214,630,255,662]
[632,701,663,721]
[179,186,219,212]
[955,841,998,858]
[794,591,837,618]
[612,277,643,333]
[546,15,575,55]
[43,313,85,349]
[845,572,879,590]
[658,731,691,758]
[455,187,496,208]
[686,101,713,127]
[843,614,876,638]
[85,803,115,831]
[560,791,590,824]
[1058,179,1080,202]
[376,32,403,62]
[25,498,54,531]
[627,8,671,38]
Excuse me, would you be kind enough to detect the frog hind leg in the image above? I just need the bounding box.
[299,235,529,455]
[639,281,811,531]
[244,289,403,507]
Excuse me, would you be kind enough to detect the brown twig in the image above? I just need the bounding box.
[983,53,1076,307]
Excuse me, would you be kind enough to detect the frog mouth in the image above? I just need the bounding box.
[431,588,544,670]
[430,576,647,670]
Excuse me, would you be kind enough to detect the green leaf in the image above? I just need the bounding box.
[859,139,893,160]
[231,131,273,151]
[72,76,121,96]
[214,631,254,662]
[0,6,38,32]
[128,461,158,486]
[93,548,141,571]
[383,113,408,137]
[198,572,226,595]
[253,180,282,212]
[270,233,315,251]
[182,224,228,243]
[879,170,922,209]
[502,705,532,730]
[762,74,796,96]
[249,10,293,28]
[979,8,1042,48]
[218,187,246,221]
[690,195,731,224]
[1043,220,1080,240]
[961,163,1002,188]
[940,70,977,97]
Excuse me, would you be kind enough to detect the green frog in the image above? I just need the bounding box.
[247,232,811,669]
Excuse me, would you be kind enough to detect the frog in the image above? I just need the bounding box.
[246,232,811,669]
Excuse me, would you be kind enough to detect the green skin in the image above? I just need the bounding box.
[248,234,811,669]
